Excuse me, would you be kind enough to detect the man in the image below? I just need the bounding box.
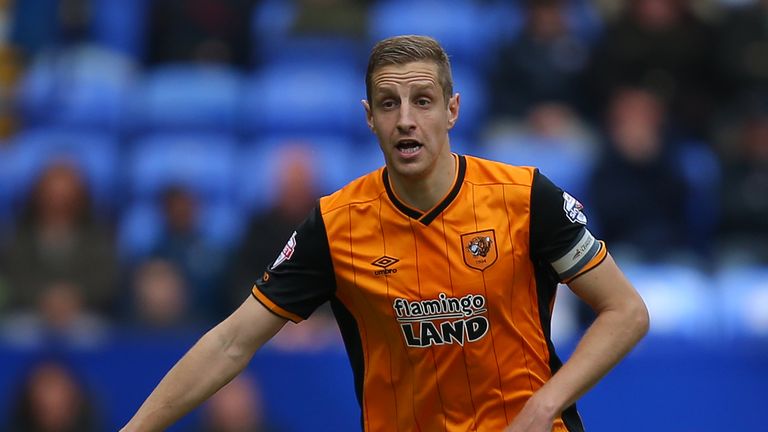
[121,35,649,432]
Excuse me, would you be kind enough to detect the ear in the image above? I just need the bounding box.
[361,99,375,133]
[447,93,460,130]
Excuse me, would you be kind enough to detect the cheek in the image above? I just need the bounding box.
[371,115,394,135]
[425,112,450,133]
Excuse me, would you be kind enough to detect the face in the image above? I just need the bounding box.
[36,163,87,225]
[363,61,459,181]
[28,363,83,431]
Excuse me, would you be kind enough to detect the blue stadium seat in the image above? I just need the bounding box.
[240,62,366,137]
[250,0,296,48]
[17,46,137,131]
[128,133,237,203]
[128,64,244,133]
[260,36,367,71]
[200,202,246,250]
[346,140,386,181]
[90,0,149,60]
[481,1,525,45]
[4,129,120,212]
[621,264,717,340]
[481,134,596,200]
[117,200,245,260]
[0,144,12,223]
[117,201,162,260]
[237,135,353,214]
[564,0,604,43]
[368,0,504,70]
[716,266,768,340]
[676,142,722,253]
[8,0,58,56]
[251,0,367,69]
[451,65,489,140]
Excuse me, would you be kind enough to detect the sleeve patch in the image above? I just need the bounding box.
[551,228,600,280]
[563,192,587,225]
[270,231,297,270]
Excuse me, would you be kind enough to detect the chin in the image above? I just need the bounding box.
[390,162,431,180]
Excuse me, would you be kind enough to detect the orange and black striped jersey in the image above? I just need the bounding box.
[252,154,607,431]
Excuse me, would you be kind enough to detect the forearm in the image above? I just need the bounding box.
[535,301,649,415]
[122,323,257,431]
[527,254,651,417]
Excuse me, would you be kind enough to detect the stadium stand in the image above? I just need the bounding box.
[127,64,243,134]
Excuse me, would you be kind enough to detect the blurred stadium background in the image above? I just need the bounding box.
[0,0,767,431]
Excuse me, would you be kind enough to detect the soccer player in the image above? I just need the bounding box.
[121,35,649,432]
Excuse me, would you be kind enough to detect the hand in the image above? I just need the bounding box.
[503,396,556,432]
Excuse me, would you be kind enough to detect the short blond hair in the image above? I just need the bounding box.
[365,35,454,105]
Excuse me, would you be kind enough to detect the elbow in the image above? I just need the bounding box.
[207,323,250,367]
[631,296,651,341]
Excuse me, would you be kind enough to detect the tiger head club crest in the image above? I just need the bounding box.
[461,229,498,271]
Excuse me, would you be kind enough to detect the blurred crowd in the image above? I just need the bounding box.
[0,0,767,428]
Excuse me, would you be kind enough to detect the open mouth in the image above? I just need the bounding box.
[396,139,423,154]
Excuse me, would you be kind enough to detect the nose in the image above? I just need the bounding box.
[396,103,416,134]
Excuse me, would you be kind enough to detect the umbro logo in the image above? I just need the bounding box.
[372,255,399,276]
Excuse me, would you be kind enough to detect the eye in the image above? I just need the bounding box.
[416,97,431,107]
[380,99,397,110]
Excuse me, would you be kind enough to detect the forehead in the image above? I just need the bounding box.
[370,61,441,92]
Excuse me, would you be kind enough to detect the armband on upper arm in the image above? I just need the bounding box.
[550,228,606,283]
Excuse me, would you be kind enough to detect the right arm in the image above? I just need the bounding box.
[121,296,287,432]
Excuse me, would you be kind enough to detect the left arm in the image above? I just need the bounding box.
[505,253,649,431]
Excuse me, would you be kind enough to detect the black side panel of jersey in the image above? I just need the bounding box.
[255,204,337,319]
[330,297,365,428]
[533,263,586,432]
[529,169,588,264]
[530,169,586,431]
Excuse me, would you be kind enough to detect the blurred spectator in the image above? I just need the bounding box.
[198,372,283,432]
[0,280,109,347]
[489,0,591,118]
[145,0,255,68]
[483,102,599,202]
[127,258,194,330]
[486,102,598,155]
[230,145,319,310]
[7,359,103,432]
[718,111,768,262]
[716,0,768,111]
[149,185,228,323]
[230,144,340,349]
[589,0,720,138]
[0,51,20,138]
[0,0,21,138]
[1,161,118,315]
[587,87,690,261]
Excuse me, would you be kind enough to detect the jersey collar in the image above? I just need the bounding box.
[382,153,467,226]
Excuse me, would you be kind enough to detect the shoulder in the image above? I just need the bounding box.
[319,168,386,216]
[462,154,537,188]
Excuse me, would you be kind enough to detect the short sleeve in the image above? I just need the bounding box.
[530,170,607,283]
[251,205,336,322]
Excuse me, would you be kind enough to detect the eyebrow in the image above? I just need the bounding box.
[373,83,437,98]
[411,83,437,92]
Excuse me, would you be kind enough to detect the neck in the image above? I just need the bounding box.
[388,152,456,212]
